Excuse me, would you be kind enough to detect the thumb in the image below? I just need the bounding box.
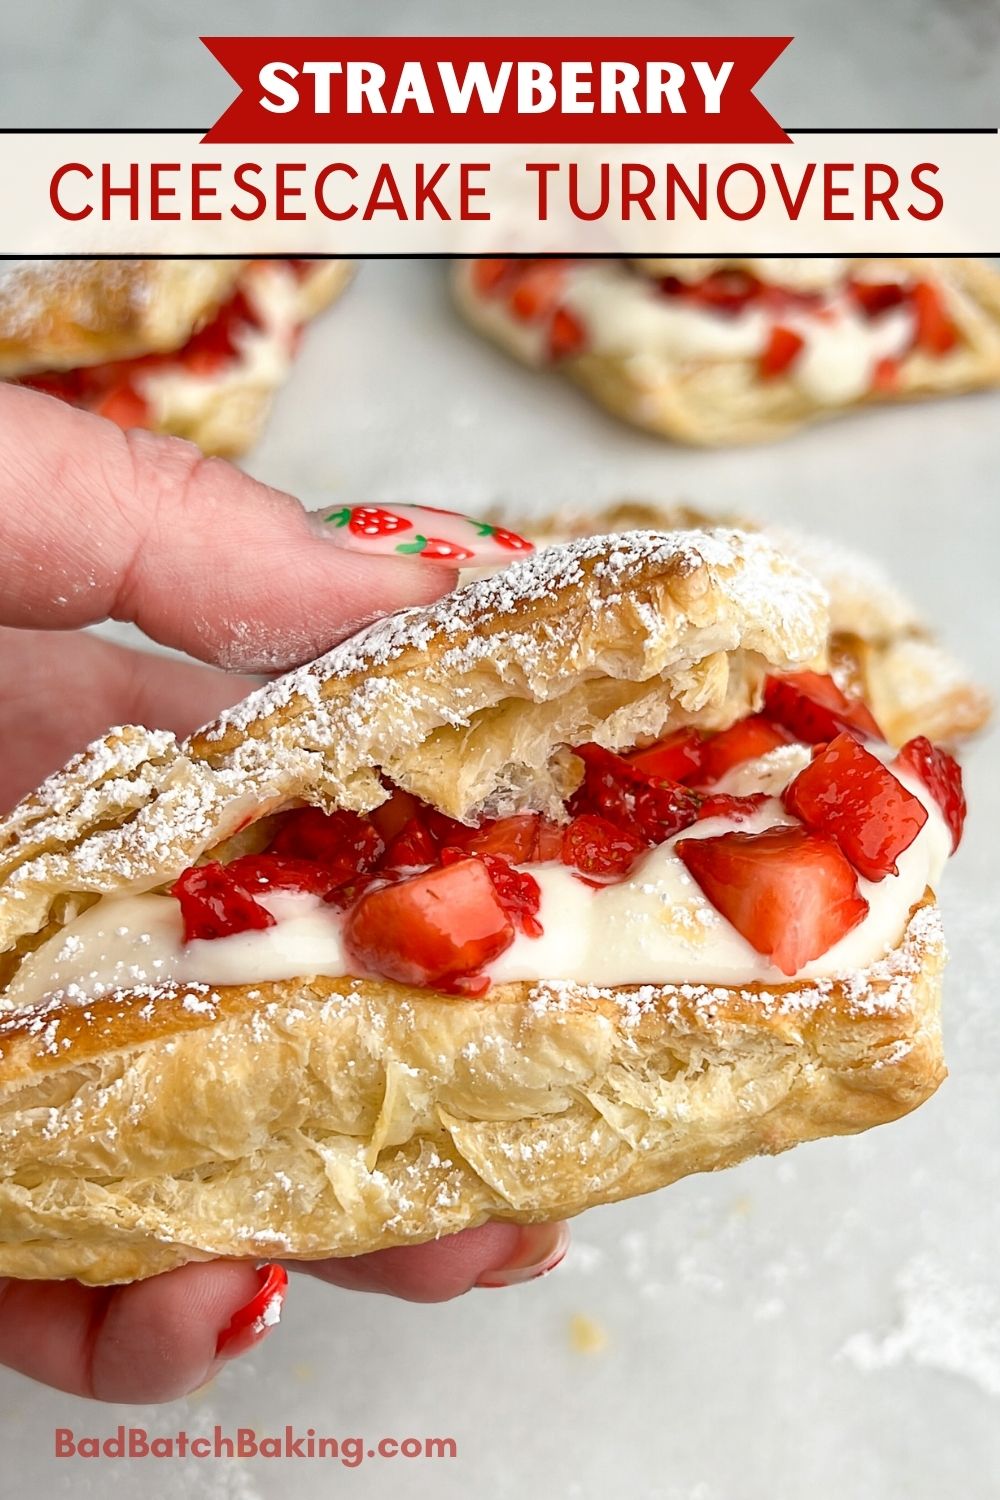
[0,384,456,672]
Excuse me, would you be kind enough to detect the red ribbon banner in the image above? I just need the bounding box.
[202,36,791,145]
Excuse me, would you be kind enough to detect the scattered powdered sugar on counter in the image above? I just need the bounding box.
[840,1256,1000,1399]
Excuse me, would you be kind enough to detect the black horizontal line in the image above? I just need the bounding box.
[3,252,996,261]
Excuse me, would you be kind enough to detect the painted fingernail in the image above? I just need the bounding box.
[215,1263,288,1360]
[314,504,534,566]
[474,1222,570,1289]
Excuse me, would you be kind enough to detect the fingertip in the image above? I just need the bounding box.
[293,1221,567,1304]
[89,1260,275,1403]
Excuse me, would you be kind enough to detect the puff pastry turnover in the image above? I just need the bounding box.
[454,257,1000,445]
[3,258,351,456]
[0,529,964,1283]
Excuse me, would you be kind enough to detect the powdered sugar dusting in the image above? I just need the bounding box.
[203,529,827,741]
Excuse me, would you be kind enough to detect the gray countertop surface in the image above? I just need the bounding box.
[2,4,1000,1497]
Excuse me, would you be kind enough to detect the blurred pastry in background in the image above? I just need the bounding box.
[453,258,1000,445]
[481,498,991,748]
[0,258,351,456]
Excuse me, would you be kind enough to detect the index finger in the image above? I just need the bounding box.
[0,384,455,672]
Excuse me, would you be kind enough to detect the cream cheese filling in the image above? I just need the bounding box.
[2,745,950,1010]
[138,262,304,422]
[463,260,921,407]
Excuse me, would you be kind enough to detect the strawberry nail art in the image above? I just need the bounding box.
[320,504,534,566]
[215,1263,287,1360]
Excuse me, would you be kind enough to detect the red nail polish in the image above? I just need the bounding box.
[475,1223,571,1289]
[215,1263,288,1360]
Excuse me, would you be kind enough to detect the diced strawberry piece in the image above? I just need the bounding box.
[224,853,340,895]
[182,287,259,371]
[572,743,701,844]
[872,356,901,392]
[895,736,966,852]
[463,814,540,863]
[422,807,475,847]
[850,281,907,319]
[676,826,869,976]
[626,728,704,783]
[561,813,645,877]
[782,732,927,881]
[477,853,543,937]
[698,714,794,786]
[343,858,515,990]
[268,807,383,885]
[172,863,275,942]
[688,269,762,316]
[535,819,565,862]
[93,381,151,429]
[470,258,513,295]
[548,306,586,359]
[380,819,438,871]
[760,324,805,378]
[695,792,770,823]
[508,261,566,322]
[911,280,959,356]
[369,787,422,844]
[763,671,883,744]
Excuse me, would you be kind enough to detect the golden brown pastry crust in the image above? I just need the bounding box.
[134,260,353,457]
[0,260,245,377]
[496,500,991,747]
[454,258,1000,446]
[0,898,944,1284]
[0,530,950,1282]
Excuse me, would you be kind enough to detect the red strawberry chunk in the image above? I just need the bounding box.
[911,281,959,356]
[698,714,793,786]
[268,807,383,885]
[172,863,275,942]
[369,787,422,844]
[760,325,805,379]
[507,261,567,322]
[849,281,907,319]
[463,814,540,863]
[224,854,342,896]
[561,813,646,877]
[571,743,701,844]
[895,736,966,852]
[93,381,151,429]
[343,857,515,990]
[782,732,927,881]
[381,819,438,871]
[695,792,770,823]
[626,728,704,783]
[548,306,586,359]
[687,269,762,316]
[478,853,543,937]
[676,826,869,976]
[535,819,566,862]
[471,258,513,295]
[763,671,883,744]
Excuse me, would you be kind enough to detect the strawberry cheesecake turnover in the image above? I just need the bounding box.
[0,530,965,1282]
[454,257,1000,443]
[1,258,350,455]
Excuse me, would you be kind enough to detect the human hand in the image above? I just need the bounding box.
[0,384,568,1401]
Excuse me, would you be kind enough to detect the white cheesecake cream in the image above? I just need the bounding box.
[2,745,950,1010]
[463,259,922,407]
